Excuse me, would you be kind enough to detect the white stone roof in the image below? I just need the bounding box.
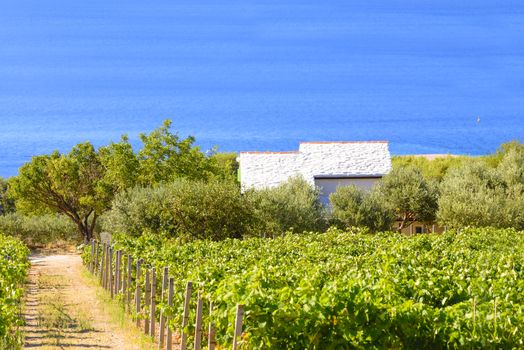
[239,141,391,189]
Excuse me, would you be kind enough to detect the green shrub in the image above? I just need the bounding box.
[103,179,257,240]
[438,147,524,230]
[0,234,30,349]
[0,178,15,215]
[375,166,439,231]
[329,185,393,232]
[247,176,327,236]
[0,213,79,246]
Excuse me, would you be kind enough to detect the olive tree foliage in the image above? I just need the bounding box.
[103,179,256,240]
[247,176,327,237]
[329,185,393,232]
[438,147,524,230]
[0,213,78,245]
[0,178,15,215]
[392,155,468,182]
[374,166,439,231]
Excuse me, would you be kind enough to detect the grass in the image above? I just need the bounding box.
[36,273,94,347]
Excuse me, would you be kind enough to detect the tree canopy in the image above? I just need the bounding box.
[7,120,232,242]
[375,166,439,231]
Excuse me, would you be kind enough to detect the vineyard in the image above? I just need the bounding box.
[0,234,30,348]
[84,227,524,349]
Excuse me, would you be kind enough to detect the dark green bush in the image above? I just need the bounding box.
[329,185,393,232]
[103,179,258,240]
[0,213,79,246]
[438,149,524,230]
[247,176,327,237]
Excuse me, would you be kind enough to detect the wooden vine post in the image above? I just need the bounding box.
[105,245,110,290]
[158,267,169,349]
[180,281,193,350]
[208,301,216,350]
[100,244,106,286]
[135,259,143,328]
[232,304,244,350]
[149,267,157,337]
[144,268,151,334]
[115,250,122,295]
[122,254,127,300]
[194,292,204,350]
[109,247,114,298]
[166,277,174,350]
[126,255,133,309]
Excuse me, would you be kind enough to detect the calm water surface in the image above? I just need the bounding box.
[1,1,523,177]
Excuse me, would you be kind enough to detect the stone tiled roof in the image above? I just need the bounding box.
[238,141,391,189]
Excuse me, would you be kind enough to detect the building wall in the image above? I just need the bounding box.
[314,177,381,205]
[238,142,392,191]
[395,221,446,235]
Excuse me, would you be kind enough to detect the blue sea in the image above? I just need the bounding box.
[1,1,523,178]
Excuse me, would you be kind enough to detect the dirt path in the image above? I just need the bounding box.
[23,253,154,350]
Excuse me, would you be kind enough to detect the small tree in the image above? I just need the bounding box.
[9,143,110,242]
[329,185,365,228]
[376,166,439,231]
[437,161,506,228]
[248,176,326,236]
[329,185,393,232]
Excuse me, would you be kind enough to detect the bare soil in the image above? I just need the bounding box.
[23,253,155,350]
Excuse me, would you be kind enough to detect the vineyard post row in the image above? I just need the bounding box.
[87,240,244,350]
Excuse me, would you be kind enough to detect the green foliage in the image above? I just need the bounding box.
[375,166,439,230]
[438,146,524,230]
[329,185,393,232]
[103,179,257,240]
[7,120,229,242]
[91,227,524,349]
[248,176,326,236]
[209,152,240,183]
[0,178,15,215]
[0,234,30,349]
[482,140,524,168]
[392,155,468,182]
[0,213,79,246]
[137,120,217,184]
[8,143,109,242]
[98,135,140,192]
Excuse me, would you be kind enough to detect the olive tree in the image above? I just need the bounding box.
[375,166,439,231]
[438,147,524,230]
[103,179,257,240]
[329,185,393,232]
[248,176,327,236]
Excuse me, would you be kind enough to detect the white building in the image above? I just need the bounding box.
[238,141,392,205]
